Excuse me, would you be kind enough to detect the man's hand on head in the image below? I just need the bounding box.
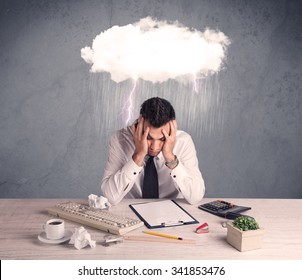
[161,119,177,163]
[131,116,149,166]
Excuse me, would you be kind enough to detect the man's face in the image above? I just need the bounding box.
[143,120,170,157]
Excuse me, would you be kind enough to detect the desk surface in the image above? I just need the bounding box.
[0,198,301,260]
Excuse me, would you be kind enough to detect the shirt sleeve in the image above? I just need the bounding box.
[100,132,143,205]
[169,134,205,205]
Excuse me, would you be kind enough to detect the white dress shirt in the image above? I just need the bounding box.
[101,126,205,205]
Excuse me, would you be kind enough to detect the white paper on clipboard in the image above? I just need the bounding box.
[129,200,198,228]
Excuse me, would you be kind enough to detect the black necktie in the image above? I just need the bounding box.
[142,156,159,198]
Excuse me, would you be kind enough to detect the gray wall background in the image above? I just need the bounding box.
[0,0,301,199]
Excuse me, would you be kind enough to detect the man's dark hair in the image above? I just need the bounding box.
[140,97,175,128]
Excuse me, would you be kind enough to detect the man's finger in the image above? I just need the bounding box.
[136,116,144,139]
[162,128,169,139]
[142,126,150,140]
[169,120,177,137]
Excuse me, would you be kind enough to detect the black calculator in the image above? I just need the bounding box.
[198,200,252,219]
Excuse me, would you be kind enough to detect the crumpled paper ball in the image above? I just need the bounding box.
[69,226,96,250]
[88,194,111,209]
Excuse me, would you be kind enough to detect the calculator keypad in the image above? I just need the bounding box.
[198,200,252,218]
[199,200,235,213]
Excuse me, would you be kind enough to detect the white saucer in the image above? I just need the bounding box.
[38,230,73,244]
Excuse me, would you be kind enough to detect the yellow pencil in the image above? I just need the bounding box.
[124,235,196,244]
[143,230,183,240]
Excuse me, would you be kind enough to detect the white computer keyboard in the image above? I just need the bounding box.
[47,201,144,235]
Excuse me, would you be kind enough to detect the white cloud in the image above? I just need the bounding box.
[81,17,230,83]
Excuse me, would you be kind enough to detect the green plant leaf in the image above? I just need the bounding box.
[232,216,260,231]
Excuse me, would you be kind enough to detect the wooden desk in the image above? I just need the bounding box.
[0,198,301,260]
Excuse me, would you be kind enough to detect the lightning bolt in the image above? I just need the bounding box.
[124,79,137,125]
[193,75,199,93]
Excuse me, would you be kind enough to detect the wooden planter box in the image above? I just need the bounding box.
[226,222,265,252]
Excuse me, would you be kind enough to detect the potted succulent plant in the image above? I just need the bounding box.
[226,216,265,252]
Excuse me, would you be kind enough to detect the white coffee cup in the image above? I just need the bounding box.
[43,219,65,240]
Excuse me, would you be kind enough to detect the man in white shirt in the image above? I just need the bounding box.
[101,97,205,205]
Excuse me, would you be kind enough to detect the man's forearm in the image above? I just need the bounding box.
[101,159,143,205]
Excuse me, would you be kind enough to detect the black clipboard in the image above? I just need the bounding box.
[129,200,199,229]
